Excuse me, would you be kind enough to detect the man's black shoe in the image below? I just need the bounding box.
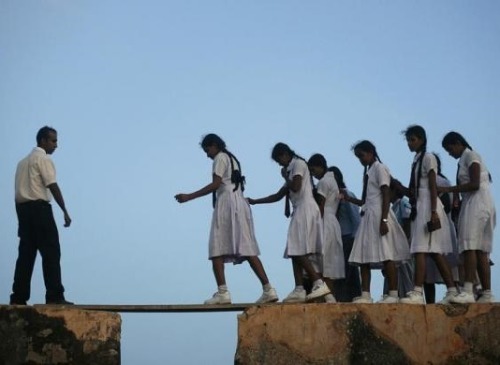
[45,299,74,305]
[9,300,27,305]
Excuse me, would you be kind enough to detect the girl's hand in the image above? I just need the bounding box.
[431,210,440,224]
[175,193,190,203]
[339,189,348,201]
[380,220,389,236]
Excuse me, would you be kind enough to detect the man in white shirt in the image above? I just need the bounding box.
[10,126,73,305]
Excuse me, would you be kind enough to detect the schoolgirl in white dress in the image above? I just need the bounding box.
[385,181,414,299]
[398,125,458,304]
[329,166,363,302]
[441,131,496,303]
[248,143,330,303]
[345,140,410,304]
[308,154,345,303]
[423,158,460,303]
[175,133,278,305]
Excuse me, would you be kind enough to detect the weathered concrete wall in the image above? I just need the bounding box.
[0,306,121,365]
[235,303,500,365]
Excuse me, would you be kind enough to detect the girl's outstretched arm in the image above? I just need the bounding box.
[247,186,287,205]
[175,174,222,203]
[340,189,363,206]
[438,163,480,194]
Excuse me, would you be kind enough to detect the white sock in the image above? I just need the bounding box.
[463,282,474,294]
[361,291,371,298]
[263,283,272,291]
[389,290,398,298]
[295,285,305,292]
[482,289,492,296]
[414,286,423,294]
[218,285,228,293]
[325,294,335,301]
[447,286,458,294]
[313,279,324,287]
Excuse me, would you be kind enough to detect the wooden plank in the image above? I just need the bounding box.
[33,303,265,313]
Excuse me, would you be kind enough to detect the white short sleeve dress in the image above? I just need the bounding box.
[425,174,460,283]
[456,148,496,253]
[410,152,453,254]
[284,157,323,258]
[208,152,260,263]
[316,171,345,279]
[349,161,410,266]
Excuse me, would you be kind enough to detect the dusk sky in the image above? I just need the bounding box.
[1,1,499,364]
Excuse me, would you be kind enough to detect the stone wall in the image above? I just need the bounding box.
[0,306,121,365]
[235,303,500,365]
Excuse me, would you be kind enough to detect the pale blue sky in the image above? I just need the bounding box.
[1,1,499,364]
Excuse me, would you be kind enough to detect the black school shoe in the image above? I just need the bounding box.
[45,299,74,305]
[10,299,28,305]
[10,294,28,305]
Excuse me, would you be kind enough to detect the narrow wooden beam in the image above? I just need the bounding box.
[33,303,262,313]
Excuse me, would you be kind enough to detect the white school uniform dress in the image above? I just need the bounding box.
[410,153,453,255]
[425,175,460,283]
[349,161,410,266]
[456,148,496,253]
[208,152,260,263]
[317,171,345,279]
[388,197,415,296]
[284,157,323,259]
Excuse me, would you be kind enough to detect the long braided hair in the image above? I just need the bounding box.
[271,142,306,163]
[442,131,492,183]
[404,125,428,195]
[433,152,452,213]
[328,166,347,189]
[271,142,313,216]
[307,153,328,205]
[352,140,382,204]
[201,133,246,192]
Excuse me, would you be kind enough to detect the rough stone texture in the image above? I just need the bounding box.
[0,306,121,365]
[235,303,500,365]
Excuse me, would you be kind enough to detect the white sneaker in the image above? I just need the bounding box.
[439,290,458,304]
[283,288,306,303]
[477,293,495,303]
[352,295,374,304]
[256,288,279,304]
[204,291,231,305]
[378,295,399,304]
[306,281,331,302]
[450,291,475,304]
[324,294,337,303]
[400,291,425,304]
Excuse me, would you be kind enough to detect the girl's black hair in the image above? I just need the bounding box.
[432,152,448,180]
[431,152,452,213]
[307,153,327,170]
[403,125,427,196]
[272,143,318,204]
[441,131,492,183]
[389,178,405,200]
[352,140,381,204]
[441,131,472,150]
[271,142,306,162]
[328,166,346,189]
[201,133,245,192]
[351,139,382,175]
